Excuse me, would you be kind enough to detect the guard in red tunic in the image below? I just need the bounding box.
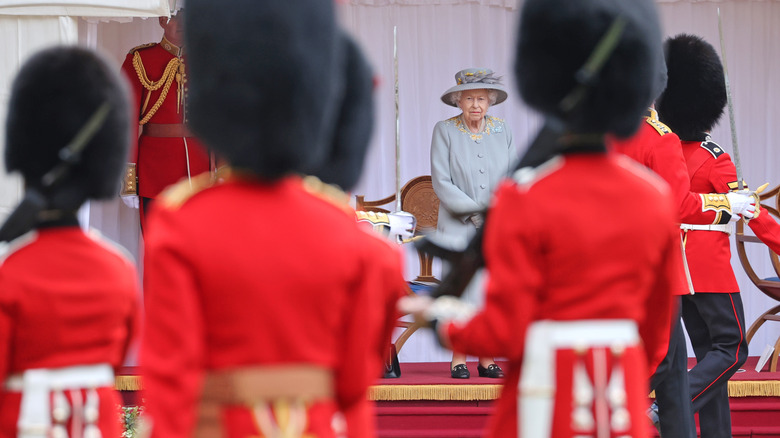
[119,5,211,223]
[657,34,780,438]
[610,103,756,437]
[312,30,410,435]
[140,3,406,437]
[401,0,679,436]
[0,47,140,438]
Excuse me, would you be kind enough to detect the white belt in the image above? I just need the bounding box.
[5,364,114,438]
[519,320,639,438]
[680,223,731,234]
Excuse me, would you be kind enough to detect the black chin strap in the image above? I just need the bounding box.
[0,102,110,242]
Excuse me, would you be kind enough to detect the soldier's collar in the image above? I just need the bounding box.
[160,36,184,57]
[646,107,659,120]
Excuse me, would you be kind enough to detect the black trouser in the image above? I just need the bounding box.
[682,292,748,438]
[141,197,153,233]
[651,296,696,438]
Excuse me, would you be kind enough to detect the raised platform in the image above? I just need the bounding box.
[370,358,780,437]
[116,357,780,437]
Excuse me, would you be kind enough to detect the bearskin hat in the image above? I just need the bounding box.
[651,46,668,102]
[185,0,343,181]
[657,34,727,141]
[515,0,663,138]
[308,32,375,191]
[5,46,130,210]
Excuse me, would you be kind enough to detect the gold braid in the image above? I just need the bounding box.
[132,52,181,125]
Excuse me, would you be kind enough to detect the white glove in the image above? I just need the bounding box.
[121,195,140,209]
[468,213,484,228]
[726,191,756,221]
[398,295,477,325]
[387,211,417,243]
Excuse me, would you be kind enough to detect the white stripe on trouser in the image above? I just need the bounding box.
[5,364,113,438]
[519,320,639,438]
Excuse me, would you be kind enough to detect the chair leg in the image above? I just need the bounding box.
[394,322,422,353]
[771,334,780,373]
[745,304,780,344]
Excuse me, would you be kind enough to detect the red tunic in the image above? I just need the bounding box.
[609,110,719,225]
[444,153,679,438]
[681,140,780,292]
[610,111,747,296]
[140,175,405,438]
[120,40,210,199]
[0,227,140,437]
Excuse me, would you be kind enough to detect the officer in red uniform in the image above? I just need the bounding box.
[657,33,780,438]
[401,0,679,436]
[119,4,211,223]
[140,3,406,437]
[0,47,140,438]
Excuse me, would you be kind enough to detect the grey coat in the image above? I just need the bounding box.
[430,114,516,249]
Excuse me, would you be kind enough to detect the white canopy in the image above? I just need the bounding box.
[0,0,169,17]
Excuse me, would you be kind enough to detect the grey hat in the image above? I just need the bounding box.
[440,68,508,107]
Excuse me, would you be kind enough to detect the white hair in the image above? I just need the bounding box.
[450,89,498,106]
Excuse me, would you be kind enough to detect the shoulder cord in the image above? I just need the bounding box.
[131,51,182,125]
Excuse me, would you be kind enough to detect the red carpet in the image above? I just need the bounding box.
[371,358,780,437]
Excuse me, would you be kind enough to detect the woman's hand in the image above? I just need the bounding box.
[468,213,484,228]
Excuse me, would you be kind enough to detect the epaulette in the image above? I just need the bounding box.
[127,42,156,55]
[0,231,37,266]
[158,172,216,210]
[645,116,672,136]
[700,139,726,159]
[511,155,563,188]
[301,175,353,215]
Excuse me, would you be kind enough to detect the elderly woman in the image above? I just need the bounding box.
[431,68,517,379]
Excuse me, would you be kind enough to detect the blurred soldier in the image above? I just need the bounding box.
[139,2,405,437]
[0,47,140,437]
[119,2,212,224]
[401,0,681,436]
[311,29,410,434]
[657,33,780,438]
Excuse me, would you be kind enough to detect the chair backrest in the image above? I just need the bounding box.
[400,175,439,236]
[735,183,780,301]
[355,176,440,233]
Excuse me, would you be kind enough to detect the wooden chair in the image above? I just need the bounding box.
[735,183,780,371]
[356,175,440,284]
[355,175,440,354]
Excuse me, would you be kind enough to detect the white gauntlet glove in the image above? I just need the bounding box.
[121,195,140,209]
[387,211,417,243]
[726,191,756,221]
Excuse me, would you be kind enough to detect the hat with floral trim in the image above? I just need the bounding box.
[440,68,508,107]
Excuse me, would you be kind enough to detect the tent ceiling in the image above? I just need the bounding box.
[0,0,169,17]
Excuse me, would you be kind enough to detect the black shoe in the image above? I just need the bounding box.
[451,364,470,379]
[477,364,504,378]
